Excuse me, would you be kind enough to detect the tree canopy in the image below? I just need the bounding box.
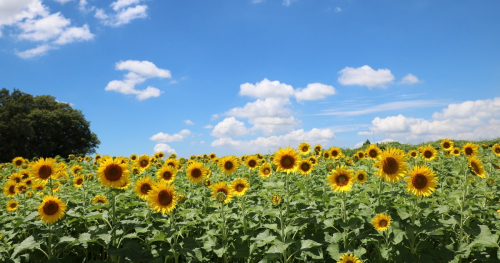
[0,88,100,163]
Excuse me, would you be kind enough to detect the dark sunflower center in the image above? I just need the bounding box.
[331,151,338,157]
[76,179,83,185]
[302,146,308,152]
[263,168,270,175]
[300,163,310,172]
[15,160,23,166]
[495,148,500,154]
[218,188,228,196]
[443,142,450,149]
[43,201,59,216]
[141,160,149,167]
[224,161,234,170]
[236,184,244,192]
[465,147,473,155]
[191,168,202,178]
[105,164,123,181]
[19,185,27,192]
[280,156,295,169]
[357,173,365,180]
[411,152,417,157]
[379,219,388,227]
[162,171,172,180]
[413,174,428,189]
[140,183,152,194]
[324,153,330,158]
[346,261,354,263]
[382,157,399,175]
[9,185,15,194]
[248,160,257,168]
[454,149,459,154]
[158,190,173,206]
[471,162,480,174]
[26,180,32,186]
[14,177,21,183]
[22,174,29,179]
[97,199,106,204]
[335,174,348,186]
[358,152,364,158]
[38,165,52,179]
[10,202,17,208]
[424,150,433,159]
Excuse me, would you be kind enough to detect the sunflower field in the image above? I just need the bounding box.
[1,139,500,263]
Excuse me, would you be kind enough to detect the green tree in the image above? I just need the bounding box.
[0,88,100,163]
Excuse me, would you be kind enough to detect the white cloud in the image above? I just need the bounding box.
[400,74,419,85]
[227,98,292,118]
[53,24,93,45]
[249,116,299,135]
[320,100,446,116]
[15,44,54,58]
[150,129,191,143]
[95,1,147,27]
[239,78,295,99]
[211,128,335,153]
[17,12,71,42]
[0,0,48,32]
[294,83,336,101]
[359,97,500,143]
[203,125,213,129]
[338,65,394,88]
[184,120,194,125]
[211,117,249,138]
[105,60,171,100]
[154,143,175,154]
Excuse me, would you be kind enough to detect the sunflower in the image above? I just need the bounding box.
[230,178,250,197]
[186,162,209,184]
[156,151,165,159]
[271,194,282,206]
[326,166,354,193]
[375,148,407,183]
[451,147,461,156]
[463,142,479,157]
[219,155,240,175]
[92,195,108,204]
[337,253,362,263]
[20,169,30,179]
[297,159,313,175]
[469,156,486,178]
[134,176,154,200]
[211,181,233,204]
[72,175,84,188]
[440,138,454,151]
[23,178,34,187]
[147,183,177,214]
[177,194,185,203]
[259,163,273,179]
[71,165,83,175]
[97,158,130,188]
[355,170,368,184]
[136,155,151,170]
[245,155,259,170]
[204,178,212,187]
[405,165,438,197]
[33,182,46,192]
[26,191,34,198]
[164,158,180,169]
[30,158,56,182]
[11,173,23,183]
[421,145,437,161]
[298,142,311,155]
[3,180,17,197]
[157,165,177,184]
[356,151,365,160]
[313,144,322,154]
[364,145,380,160]
[273,146,300,174]
[308,156,317,165]
[345,158,354,166]
[209,153,217,159]
[38,195,67,224]
[16,183,27,193]
[329,147,344,160]
[6,200,19,212]
[323,151,331,159]
[492,144,500,157]
[371,213,391,231]
[13,157,24,168]
[408,150,418,158]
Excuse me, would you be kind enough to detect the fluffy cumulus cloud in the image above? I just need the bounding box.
[184,120,194,125]
[150,129,191,143]
[358,97,500,143]
[105,60,171,100]
[338,65,395,88]
[294,83,336,102]
[211,117,249,138]
[0,0,94,58]
[211,128,335,153]
[154,143,175,154]
[239,78,295,99]
[400,74,419,85]
[94,0,147,27]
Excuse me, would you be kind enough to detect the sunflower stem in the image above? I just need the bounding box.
[278,203,288,263]
[170,211,179,263]
[220,201,228,263]
[47,224,53,259]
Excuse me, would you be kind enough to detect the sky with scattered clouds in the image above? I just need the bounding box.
[1,0,499,157]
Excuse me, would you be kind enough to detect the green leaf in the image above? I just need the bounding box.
[326,243,340,260]
[468,225,499,248]
[148,232,166,244]
[11,235,39,258]
[300,239,322,250]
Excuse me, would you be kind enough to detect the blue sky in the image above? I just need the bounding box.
[1,0,499,157]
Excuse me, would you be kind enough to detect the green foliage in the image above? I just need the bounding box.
[0,88,100,162]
